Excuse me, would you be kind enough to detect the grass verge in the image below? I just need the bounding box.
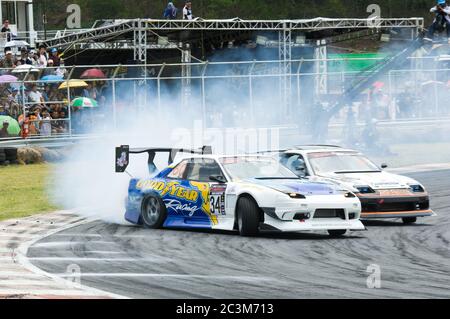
[0,163,58,222]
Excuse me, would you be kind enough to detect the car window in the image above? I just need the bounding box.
[185,159,225,182]
[167,160,188,179]
[282,154,308,177]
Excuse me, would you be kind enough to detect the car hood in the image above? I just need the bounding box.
[246,178,341,195]
[317,171,418,190]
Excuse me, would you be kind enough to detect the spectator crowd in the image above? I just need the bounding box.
[0,43,107,139]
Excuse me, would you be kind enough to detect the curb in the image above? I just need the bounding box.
[0,211,127,299]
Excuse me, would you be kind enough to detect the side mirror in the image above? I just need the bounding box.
[210,175,227,184]
[381,163,388,169]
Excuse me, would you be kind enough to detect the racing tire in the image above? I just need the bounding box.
[0,149,6,165]
[236,197,260,237]
[328,230,347,237]
[141,194,167,229]
[402,217,417,224]
[4,148,17,162]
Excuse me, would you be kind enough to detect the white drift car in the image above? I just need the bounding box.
[120,149,365,237]
[273,146,435,224]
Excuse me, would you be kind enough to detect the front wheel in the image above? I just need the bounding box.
[402,217,417,224]
[236,197,260,237]
[141,194,167,229]
[328,230,347,237]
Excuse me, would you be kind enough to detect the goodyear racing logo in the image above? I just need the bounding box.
[136,180,199,202]
[135,180,219,226]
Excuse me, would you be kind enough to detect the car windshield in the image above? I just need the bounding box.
[308,152,381,174]
[220,157,298,181]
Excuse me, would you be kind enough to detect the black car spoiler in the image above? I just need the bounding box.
[115,145,213,173]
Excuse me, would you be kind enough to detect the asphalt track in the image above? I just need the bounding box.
[27,170,450,299]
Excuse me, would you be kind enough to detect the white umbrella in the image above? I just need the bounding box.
[12,64,39,74]
[5,40,29,48]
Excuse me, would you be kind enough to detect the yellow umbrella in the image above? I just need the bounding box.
[59,79,89,90]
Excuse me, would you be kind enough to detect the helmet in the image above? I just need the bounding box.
[438,0,446,5]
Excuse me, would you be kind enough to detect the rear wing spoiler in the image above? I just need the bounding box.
[115,145,213,173]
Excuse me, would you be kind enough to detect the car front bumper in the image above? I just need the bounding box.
[357,193,435,219]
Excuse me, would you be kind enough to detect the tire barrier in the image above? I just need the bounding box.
[0,147,18,165]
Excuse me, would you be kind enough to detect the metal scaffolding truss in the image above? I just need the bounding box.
[314,40,328,96]
[279,27,292,117]
[41,20,135,48]
[133,20,148,63]
[40,17,424,50]
[140,17,424,31]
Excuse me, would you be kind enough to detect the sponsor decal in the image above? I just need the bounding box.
[136,180,199,202]
[164,199,199,217]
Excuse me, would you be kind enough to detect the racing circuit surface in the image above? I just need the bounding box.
[27,170,450,298]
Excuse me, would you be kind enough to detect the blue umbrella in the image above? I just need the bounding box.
[40,74,64,82]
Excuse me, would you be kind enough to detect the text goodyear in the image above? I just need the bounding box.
[136,180,199,202]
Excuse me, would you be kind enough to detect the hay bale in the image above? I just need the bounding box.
[35,147,64,162]
[17,147,44,165]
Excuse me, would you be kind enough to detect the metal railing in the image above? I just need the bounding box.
[0,56,449,142]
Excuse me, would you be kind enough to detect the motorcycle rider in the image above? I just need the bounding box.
[426,0,450,42]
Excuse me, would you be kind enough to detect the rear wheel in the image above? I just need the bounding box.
[236,197,260,237]
[402,217,417,224]
[141,194,167,229]
[328,230,347,237]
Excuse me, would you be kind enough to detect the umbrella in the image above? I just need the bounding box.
[59,80,89,90]
[373,81,385,90]
[0,75,18,84]
[0,115,21,136]
[71,97,98,108]
[40,74,64,82]
[5,40,29,48]
[81,68,106,79]
[12,64,39,74]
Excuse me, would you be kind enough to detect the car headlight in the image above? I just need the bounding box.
[285,192,306,199]
[409,184,425,193]
[355,185,376,194]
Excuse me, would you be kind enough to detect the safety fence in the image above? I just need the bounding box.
[0,57,449,140]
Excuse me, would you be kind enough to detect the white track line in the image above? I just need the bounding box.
[27,257,171,262]
[15,217,128,299]
[56,273,277,282]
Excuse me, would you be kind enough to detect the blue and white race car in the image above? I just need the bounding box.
[116,146,365,237]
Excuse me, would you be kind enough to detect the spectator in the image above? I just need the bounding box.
[18,47,32,65]
[0,105,7,116]
[51,110,60,133]
[0,121,9,138]
[0,50,16,69]
[42,59,55,76]
[42,85,51,102]
[58,111,68,133]
[83,83,98,99]
[40,110,52,136]
[164,2,178,19]
[49,48,61,67]
[37,45,48,68]
[55,58,67,77]
[28,85,44,104]
[8,88,20,104]
[1,19,12,42]
[183,1,194,20]
[426,0,450,42]
[29,49,38,66]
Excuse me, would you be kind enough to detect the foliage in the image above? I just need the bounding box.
[32,0,434,29]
